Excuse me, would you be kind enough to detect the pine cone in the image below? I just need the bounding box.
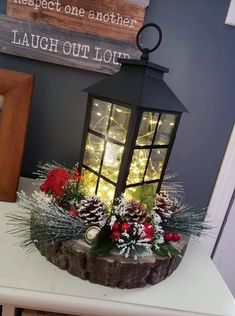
[153,192,174,220]
[124,200,147,224]
[79,196,106,227]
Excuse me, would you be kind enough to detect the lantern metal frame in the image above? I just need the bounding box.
[79,24,188,204]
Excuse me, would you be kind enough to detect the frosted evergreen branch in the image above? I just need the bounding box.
[162,173,185,200]
[6,191,87,252]
[162,205,211,237]
[33,161,69,180]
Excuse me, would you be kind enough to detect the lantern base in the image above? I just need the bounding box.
[36,237,189,289]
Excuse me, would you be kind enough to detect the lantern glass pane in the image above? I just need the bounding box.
[154,113,176,145]
[144,148,167,181]
[83,133,105,172]
[97,178,115,206]
[136,112,159,146]
[89,98,112,135]
[101,142,124,183]
[108,104,131,144]
[82,169,98,196]
[127,149,149,184]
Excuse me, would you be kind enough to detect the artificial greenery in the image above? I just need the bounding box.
[6,162,211,260]
[7,191,87,252]
[162,206,210,237]
[89,223,114,256]
[131,185,156,211]
[153,243,180,257]
[63,183,85,207]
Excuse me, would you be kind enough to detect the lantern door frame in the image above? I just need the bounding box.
[79,94,182,203]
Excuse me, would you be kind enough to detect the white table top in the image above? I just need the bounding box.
[0,177,234,316]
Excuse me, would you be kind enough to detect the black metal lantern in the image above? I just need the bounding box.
[80,24,188,205]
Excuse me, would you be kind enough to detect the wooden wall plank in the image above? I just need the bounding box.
[0,15,141,74]
[7,0,148,42]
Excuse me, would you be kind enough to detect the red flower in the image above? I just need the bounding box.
[144,223,155,241]
[40,168,69,197]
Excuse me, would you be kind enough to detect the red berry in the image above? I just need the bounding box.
[144,223,155,240]
[163,232,173,242]
[112,222,120,231]
[172,233,181,242]
[73,171,82,180]
[69,208,79,218]
[111,231,121,240]
[121,222,131,232]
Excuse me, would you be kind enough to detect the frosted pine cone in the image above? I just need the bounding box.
[153,192,174,221]
[124,200,147,224]
[79,196,106,227]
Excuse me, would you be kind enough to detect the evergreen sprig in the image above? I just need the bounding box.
[162,173,185,200]
[33,161,69,180]
[63,181,85,207]
[6,191,87,252]
[162,205,210,237]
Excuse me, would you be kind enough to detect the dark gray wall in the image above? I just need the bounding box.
[0,0,234,208]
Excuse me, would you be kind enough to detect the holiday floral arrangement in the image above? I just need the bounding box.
[8,162,210,260]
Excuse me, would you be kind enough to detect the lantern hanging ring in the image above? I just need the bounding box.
[136,23,162,61]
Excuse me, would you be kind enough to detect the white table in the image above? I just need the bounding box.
[0,177,234,316]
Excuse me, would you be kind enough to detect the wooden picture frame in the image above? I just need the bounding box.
[0,68,34,202]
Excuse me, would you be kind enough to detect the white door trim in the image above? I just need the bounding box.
[225,0,235,26]
[200,124,235,256]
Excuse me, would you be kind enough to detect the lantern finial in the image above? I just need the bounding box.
[136,23,163,61]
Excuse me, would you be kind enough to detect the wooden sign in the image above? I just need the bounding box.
[0,0,149,74]
[7,0,149,42]
[0,15,140,74]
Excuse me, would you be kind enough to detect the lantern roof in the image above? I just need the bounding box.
[84,58,188,113]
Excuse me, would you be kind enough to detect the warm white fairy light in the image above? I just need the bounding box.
[113,107,131,115]
[108,191,114,198]
[138,131,155,139]
[83,103,176,203]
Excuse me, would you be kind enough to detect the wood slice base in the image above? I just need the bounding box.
[36,238,189,289]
